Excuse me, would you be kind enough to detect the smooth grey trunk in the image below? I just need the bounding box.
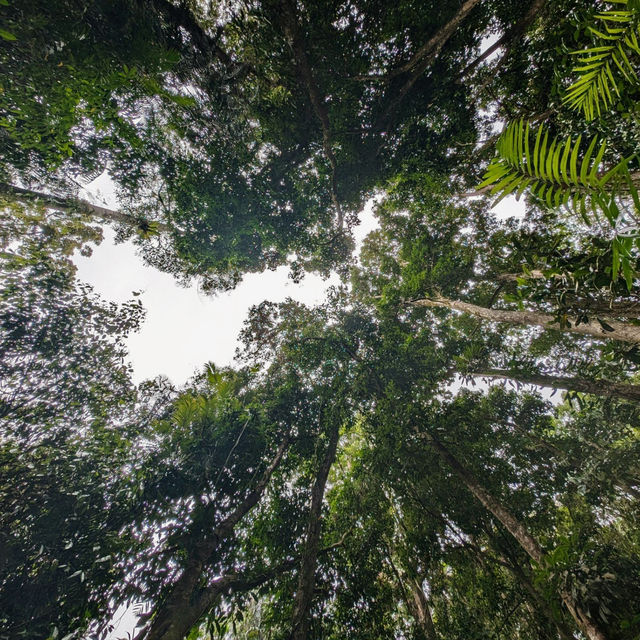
[471,368,640,402]
[411,296,640,344]
[141,436,290,640]
[0,182,170,232]
[406,575,438,640]
[425,434,608,640]
[289,423,340,640]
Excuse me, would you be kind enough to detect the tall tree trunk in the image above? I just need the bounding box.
[289,423,341,640]
[141,435,290,640]
[470,368,640,402]
[0,182,170,232]
[425,434,608,640]
[410,296,640,344]
[405,575,438,640]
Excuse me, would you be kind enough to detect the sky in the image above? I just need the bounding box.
[74,176,524,387]
[73,179,380,385]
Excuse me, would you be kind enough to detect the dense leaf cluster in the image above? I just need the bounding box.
[1,1,640,640]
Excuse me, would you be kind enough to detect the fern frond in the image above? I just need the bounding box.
[563,1,640,120]
[478,121,634,220]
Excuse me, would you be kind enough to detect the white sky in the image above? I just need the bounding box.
[74,174,524,386]
[74,181,379,385]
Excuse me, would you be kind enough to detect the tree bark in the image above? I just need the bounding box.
[134,549,346,640]
[410,296,640,344]
[0,182,170,233]
[460,0,547,77]
[141,435,290,640]
[470,368,640,402]
[289,423,340,640]
[406,575,438,640]
[425,434,608,640]
[389,0,483,78]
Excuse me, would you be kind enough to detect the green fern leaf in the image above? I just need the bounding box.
[477,121,636,225]
[563,0,640,120]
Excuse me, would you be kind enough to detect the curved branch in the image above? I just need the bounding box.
[376,0,482,130]
[460,0,547,78]
[0,183,170,232]
[409,296,640,344]
[470,368,640,402]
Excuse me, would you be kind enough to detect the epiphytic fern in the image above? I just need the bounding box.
[478,120,637,219]
[479,120,640,287]
[563,0,640,120]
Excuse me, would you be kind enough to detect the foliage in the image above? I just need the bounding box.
[2,2,640,640]
[0,214,145,638]
[479,120,637,217]
[563,0,640,120]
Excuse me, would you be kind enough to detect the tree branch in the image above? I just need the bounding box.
[289,421,340,640]
[0,182,170,233]
[376,0,482,131]
[469,368,640,402]
[408,295,640,344]
[459,0,547,78]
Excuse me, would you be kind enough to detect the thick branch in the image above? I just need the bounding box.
[471,368,640,402]
[406,575,438,640]
[426,434,544,563]
[289,423,340,640]
[424,434,607,640]
[410,296,640,344]
[0,183,170,232]
[495,550,575,640]
[460,0,547,78]
[377,0,482,130]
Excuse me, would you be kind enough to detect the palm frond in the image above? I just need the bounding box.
[563,0,640,120]
[479,120,640,289]
[478,120,633,221]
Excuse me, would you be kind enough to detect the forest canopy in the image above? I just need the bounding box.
[1,1,640,640]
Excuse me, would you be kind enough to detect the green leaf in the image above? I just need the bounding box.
[597,318,616,332]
